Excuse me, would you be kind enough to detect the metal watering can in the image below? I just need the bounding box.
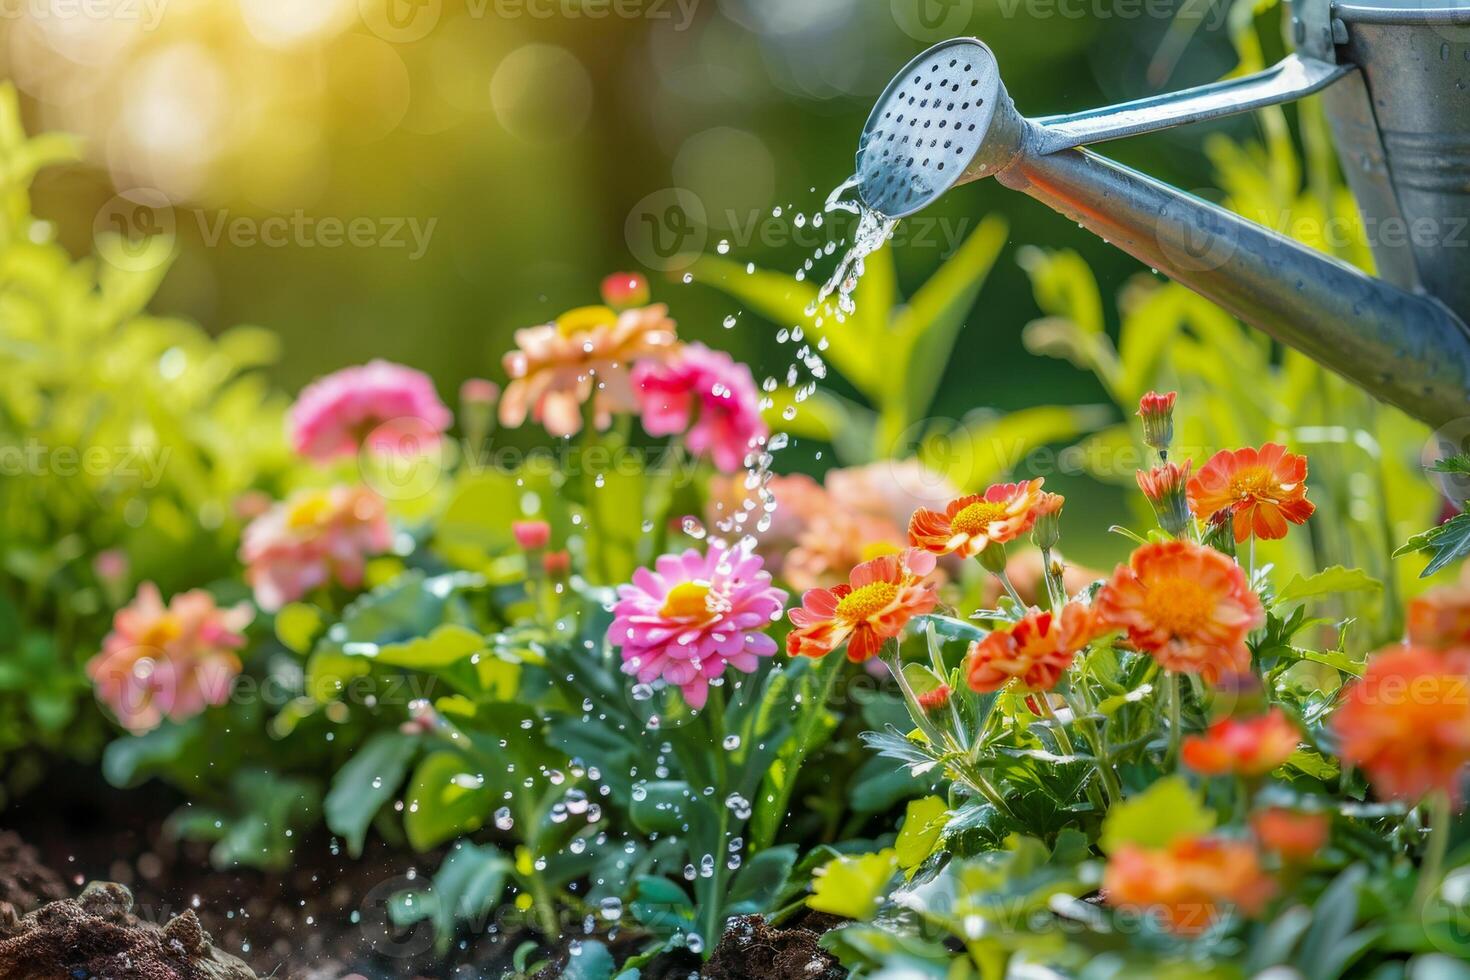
[855,0,1470,427]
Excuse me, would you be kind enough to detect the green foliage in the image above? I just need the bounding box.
[0,82,295,790]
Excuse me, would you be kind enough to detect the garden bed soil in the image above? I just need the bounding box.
[703,913,846,980]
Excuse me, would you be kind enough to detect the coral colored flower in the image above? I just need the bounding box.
[542,550,571,579]
[917,684,952,714]
[610,545,787,710]
[966,602,1096,693]
[239,486,393,612]
[1137,460,1194,536]
[500,304,678,438]
[1137,390,1177,454]
[88,583,253,733]
[600,272,650,309]
[459,378,500,406]
[633,343,767,473]
[1407,582,1470,649]
[1188,443,1316,543]
[1103,837,1275,935]
[908,479,1049,560]
[787,549,938,662]
[1251,808,1329,862]
[1095,540,1264,682]
[1181,708,1299,777]
[512,520,551,551]
[1334,645,1470,805]
[289,360,452,462]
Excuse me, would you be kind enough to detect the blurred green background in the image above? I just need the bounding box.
[8,0,1249,408]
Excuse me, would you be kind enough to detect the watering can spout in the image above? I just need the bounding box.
[856,12,1470,427]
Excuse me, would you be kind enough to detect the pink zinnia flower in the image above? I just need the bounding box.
[88,583,253,733]
[289,360,452,462]
[634,343,767,473]
[611,545,788,709]
[500,304,679,438]
[239,486,393,611]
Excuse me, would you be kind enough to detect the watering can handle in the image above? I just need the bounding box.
[1031,54,1352,156]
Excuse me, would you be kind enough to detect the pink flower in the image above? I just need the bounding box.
[634,343,767,473]
[239,486,393,611]
[512,520,551,551]
[88,583,253,733]
[289,360,452,462]
[500,305,679,438]
[611,545,788,709]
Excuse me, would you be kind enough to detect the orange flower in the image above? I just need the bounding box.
[967,603,1096,693]
[1103,837,1275,935]
[916,684,952,714]
[1333,645,1470,805]
[908,479,1048,559]
[1095,540,1264,682]
[1181,708,1299,777]
[499,304,678,438]
[1407,582,1470,649]
[1187,443,1316,543]
[1251,808,1329,862]
[787,549,938,662]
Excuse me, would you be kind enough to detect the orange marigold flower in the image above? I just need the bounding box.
[787,549,938,662]
[1181,708,1299,777]
[967,602,1096,693]
[1187,443,1316,543]
[1095,540,1264,683]
[1103,837,1276,936]
[1251,808,1329,862]
[1407,581,1470,649]
[1333,645,1470,805]
[908,479,1048,560]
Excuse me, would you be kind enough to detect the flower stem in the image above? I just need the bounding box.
[1415,791,1453,910]
[996,570,1025,609]
[1166,672,1183,768]
[1038,693,1105,809]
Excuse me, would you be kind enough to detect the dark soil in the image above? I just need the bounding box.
[702,913,846,980]
[0,880,256,979]
[0,830,68,914]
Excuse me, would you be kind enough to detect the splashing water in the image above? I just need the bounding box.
[805,176,898,321]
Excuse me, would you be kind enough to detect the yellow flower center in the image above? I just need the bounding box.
[860,540,902,562]
[835,581,899,622]
[556,305,617,338]
[660,581,713,620]
[286,491,334,529]
[1228,466,1280,502]
[951,500,1010,537]
[138,615,182,650]
[1142,576,1216,637]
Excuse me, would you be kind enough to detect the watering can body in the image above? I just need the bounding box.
[857,0,1470,426]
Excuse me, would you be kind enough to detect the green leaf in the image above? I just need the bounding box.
[628,781,694,836]
[895,796,949,873]
[274,603,323,654]
[630,876,696,937]
[807,849,899,921]
[1396,512,1470,578]
[1099,775,1215,854]
[725,845,797,917]
[361,624,487,669]
[1431,453,1470,475]
[562,940,616,980]
[324,731,419,858]
[429,841,511,952]
[1275,566,1382,607]
[403,751,496,851]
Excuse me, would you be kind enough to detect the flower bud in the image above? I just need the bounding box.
[459,378,500,408]
[916,684,952,715]
[1201,508,1238,558]
[512,520,552,551]
[1031,492,1065,551]
[1137,390,1177,456]
[600,272,650,310]
[977,539,1009,576]
[1136,460,1193,536]
[542,550,571,579]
